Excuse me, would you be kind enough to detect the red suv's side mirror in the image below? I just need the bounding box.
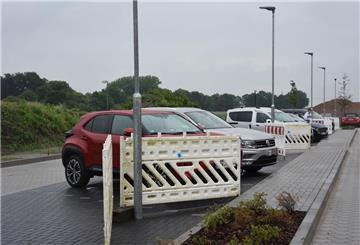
[123,128,134,136]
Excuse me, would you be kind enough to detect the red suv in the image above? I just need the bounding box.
[62,110,205,188]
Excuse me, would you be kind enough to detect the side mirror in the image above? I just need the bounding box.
[123,128,134,136]
[266,119,272,124]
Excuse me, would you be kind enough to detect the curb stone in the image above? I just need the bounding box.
[0,154,61,168]
[290,129,357,245]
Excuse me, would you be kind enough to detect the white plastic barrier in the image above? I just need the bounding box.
[325,117,340,130]
[119,133,241,207]
[102,135,113,245]
[311,118,333,134]
[265,125,286,156]
[265,122,311,153]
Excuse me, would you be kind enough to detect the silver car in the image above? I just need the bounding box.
[146,107,278,172]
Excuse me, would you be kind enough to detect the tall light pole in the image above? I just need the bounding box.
[101,80,109,110]
[304,52,313,109]
[132,0,142,220]
[259,6,276,122]
[318,66,326,115]
[334,78,337,116]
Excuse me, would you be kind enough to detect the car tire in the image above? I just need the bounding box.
[246,167,262,172]
[65,155,91,188]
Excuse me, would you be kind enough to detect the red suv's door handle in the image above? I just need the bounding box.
[81,135,88,141]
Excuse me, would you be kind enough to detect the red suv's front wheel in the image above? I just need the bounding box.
[65,155,90,188]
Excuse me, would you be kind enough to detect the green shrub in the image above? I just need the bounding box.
[242,224,280,245]
[190,236,210,245]
[1,101,83,154]
[203,206,233,231]
[238,192,268,214]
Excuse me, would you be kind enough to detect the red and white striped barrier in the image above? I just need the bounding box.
[265,122,311,154]
[265,125,285,135]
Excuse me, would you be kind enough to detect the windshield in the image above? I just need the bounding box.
[311,111,323,119]
[185,111,232,129]
[275,111,296,122]
[288,113,305,122]
[142,113,201,134]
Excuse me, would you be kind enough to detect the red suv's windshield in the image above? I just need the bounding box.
[142,113,201,134]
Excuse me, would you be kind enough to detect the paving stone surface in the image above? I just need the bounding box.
[312,130,360,245]
[228,130,355,212]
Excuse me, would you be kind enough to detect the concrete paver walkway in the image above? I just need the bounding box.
[228,129,355,211]
[312,130,360,244]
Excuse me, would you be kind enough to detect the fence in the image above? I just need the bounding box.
[265,122,311,154]
[119,133,241,207]
[102,135,113,245]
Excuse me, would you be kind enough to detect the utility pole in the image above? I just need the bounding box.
[132,0,142,220]
[334,78,337,116]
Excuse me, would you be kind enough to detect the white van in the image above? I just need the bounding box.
[226,107,303,132]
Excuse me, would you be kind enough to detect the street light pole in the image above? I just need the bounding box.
[304,52,313,109]
[318,66,326,115]
[334,78,337,116]
[254,90,257,107]
[259,6,276,122]
[101,80,109,110]
[132,0,142,220]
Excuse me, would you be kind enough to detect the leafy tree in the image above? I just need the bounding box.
[106,75,161,104]
[1,72,47,99]
[288,80,298,108]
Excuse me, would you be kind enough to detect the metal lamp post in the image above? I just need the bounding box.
[259,6,276,122]
[132,0,142,220]
[334,78,337,116]
[101,80,109,110]
[304,52,314,109]
[318,66,326,115]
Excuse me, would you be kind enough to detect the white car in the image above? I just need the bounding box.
[226,107,306,132]
[145,107,278,172]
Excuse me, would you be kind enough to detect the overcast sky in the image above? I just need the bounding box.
[2,1,359,105]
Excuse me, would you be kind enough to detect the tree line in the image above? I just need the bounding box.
[1,72,309,112]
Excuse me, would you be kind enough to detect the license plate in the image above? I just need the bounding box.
[268,150,273,156]
[321,132,327,135]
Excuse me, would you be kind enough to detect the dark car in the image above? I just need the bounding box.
[62,110,205,188]
[281,109,328,142]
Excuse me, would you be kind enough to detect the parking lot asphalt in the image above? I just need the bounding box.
[1,153,300,244]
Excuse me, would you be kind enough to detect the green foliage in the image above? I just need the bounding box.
[228,235,240,245]
[1,101,83,154]
[204,206,233,231]
[242,89,309,109]
[238,192,268,214]
[190,236,210,245]
[242,224,280,245]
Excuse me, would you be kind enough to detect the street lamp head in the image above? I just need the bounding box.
[304,52,313,56]
[259,6,276,12]
[101,80,109,85]
[334,78,337,81]
[318,66,326,70]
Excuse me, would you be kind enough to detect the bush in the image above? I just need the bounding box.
[238,192,268,214]
[203,206,233,231]
[242,224,280,245]
[276,191,298,212]
[1,101,83,154]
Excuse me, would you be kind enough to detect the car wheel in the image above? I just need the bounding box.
[65,155,90,188]
[246,167,262,173]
